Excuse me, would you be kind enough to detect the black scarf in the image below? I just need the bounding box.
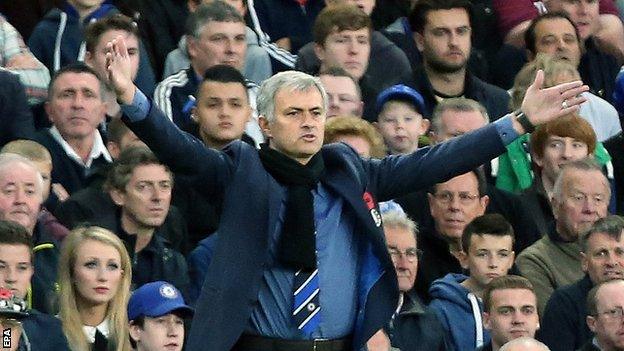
[259,144,324,269]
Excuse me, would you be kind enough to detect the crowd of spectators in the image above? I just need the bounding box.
[0,0,623,350]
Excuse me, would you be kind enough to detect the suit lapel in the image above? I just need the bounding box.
[321,171,386,252]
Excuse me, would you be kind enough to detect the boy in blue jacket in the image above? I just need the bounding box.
[429,214,515,351]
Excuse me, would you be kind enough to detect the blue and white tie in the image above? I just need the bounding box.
[293,268,320,336]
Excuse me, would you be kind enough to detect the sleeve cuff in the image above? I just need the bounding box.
[493,114,521,146]
[120,89,150,122]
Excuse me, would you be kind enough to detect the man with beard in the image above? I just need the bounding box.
[539,216,624,351]
[408,0,510,120]
[517,158,611,315]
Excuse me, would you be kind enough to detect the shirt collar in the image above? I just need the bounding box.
[82,319,110,343]
[49,126,112,167]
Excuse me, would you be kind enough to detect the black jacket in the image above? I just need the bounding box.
[414,226,463,302]
[410,68,510,120]
[538,275,594,351]
[31,220,61,315]
[117,225,190,299]
[33,129,111,197]
[14,309,70,350]
[386,291,452,351]
[604,132,624,215]
[579,38,620,104]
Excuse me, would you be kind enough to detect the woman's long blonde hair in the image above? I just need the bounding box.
[58,226,132,351]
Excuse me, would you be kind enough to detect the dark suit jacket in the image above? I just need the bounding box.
[124,101,508,350]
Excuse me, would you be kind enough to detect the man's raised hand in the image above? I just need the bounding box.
[105,36,136,105]
[520,69,589,128]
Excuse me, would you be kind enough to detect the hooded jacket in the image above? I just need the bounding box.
[429,273,491,351]
[28,1,156,96]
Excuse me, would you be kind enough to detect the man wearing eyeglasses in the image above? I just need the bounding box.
[538,215,624,351]
[517,158,610,318]
[581,278,624,351]
[414,170,489,301]
[365,201,450,351]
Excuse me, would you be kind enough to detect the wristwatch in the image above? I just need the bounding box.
[514,110,535,134]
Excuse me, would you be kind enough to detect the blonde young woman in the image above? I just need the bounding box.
[58,226,132,351]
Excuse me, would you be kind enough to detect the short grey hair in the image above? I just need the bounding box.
[257,71,328,122]
[381,210,419,242]
[186,1,244,38]
[552,158,609,202]
[431,97,489,134]
[581,215,624,253]
[499,337,550,351]
[0,153,44,200]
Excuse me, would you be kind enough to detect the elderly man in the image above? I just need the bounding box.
[539,216,624,351]
[0,154,62,314]
[366,202,450,350]
[105,32,586,350]
[581,279,624,351]
[517,159,611,314]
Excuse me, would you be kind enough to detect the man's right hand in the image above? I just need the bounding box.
[105,36,137,106]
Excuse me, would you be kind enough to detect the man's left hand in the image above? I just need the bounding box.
[519,69,589,131]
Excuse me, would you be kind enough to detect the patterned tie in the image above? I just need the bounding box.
[293,268,321,336]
